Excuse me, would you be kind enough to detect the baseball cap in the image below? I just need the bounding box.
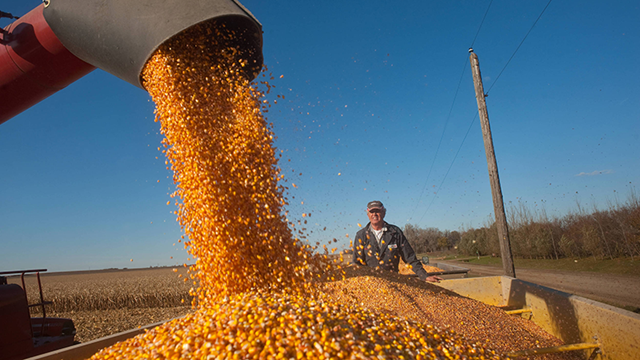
[367,200,385,211]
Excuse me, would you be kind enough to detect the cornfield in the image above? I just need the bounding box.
[8,267,193,314]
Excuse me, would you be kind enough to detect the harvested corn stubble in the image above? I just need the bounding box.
[90,21,564,360]
[53,307,193,343]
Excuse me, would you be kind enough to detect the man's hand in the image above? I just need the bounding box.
[425,275,443,283]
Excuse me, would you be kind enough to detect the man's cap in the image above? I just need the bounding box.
[367,200,385,211]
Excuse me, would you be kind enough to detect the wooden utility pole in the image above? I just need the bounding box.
[468,49,516,278]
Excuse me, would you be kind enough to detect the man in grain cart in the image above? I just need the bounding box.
[352,200,443,283]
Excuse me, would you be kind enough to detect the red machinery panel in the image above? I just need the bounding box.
[0,4,95,124]
[0,284,34,359]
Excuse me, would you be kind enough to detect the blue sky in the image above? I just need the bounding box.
[1,0,638,272]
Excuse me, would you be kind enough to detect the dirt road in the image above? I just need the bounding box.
[437,260,640,310]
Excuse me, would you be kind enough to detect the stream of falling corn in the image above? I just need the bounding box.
[89,24,503,360]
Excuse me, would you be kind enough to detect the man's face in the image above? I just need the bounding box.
[367,208,385,227]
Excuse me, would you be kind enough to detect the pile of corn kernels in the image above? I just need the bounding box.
[397,260,443,275]
[323,267,580,359]
[92,291,502,359]
[89,23,575,360]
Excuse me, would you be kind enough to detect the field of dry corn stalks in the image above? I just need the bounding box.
[7,267,194,342]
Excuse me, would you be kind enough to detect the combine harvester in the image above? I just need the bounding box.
[1,1,638,359]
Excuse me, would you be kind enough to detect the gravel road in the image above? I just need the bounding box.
[436,260,640,310]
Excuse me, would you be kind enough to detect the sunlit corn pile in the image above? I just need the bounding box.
[398,260,443,276]
[88,23,508,359]
[92,292,500,360]
[323,266,580,360]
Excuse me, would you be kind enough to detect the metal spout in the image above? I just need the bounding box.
[43,0,264,88]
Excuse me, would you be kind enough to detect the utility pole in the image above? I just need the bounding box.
[468,48,516,278]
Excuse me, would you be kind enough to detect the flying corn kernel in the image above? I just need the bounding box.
[90,22,507,360]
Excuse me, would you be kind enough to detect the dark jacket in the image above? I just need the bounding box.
[352,222,428,281]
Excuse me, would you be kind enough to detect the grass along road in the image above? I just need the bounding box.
[457,256,640,276]
[435,258,640,311]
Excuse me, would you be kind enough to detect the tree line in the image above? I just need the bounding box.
[403,224,461,254]
[404,190,640,261]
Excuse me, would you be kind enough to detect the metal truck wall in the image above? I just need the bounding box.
[438,276,640,360]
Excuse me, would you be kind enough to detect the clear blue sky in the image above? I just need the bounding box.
[1,0,638,272]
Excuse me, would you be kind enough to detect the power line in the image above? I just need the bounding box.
[416,0,554,223]
[408,0,494,222]
[408,58,467,222]
[486,0,553,95]
[470,0,494,48]
[417,112,477,223]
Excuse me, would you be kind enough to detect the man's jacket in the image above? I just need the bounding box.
[352,222,428,281]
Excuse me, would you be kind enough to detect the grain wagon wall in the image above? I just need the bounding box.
[438,276,640,360]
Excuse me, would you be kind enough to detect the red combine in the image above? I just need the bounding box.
[0,270,76,360]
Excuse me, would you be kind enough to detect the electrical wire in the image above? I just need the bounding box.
[407,58,467,222]
[415,0,554,224]
[408,0,494,222]
[417,112,478,223]
[470,0,494,48]
[486,0,553,95]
